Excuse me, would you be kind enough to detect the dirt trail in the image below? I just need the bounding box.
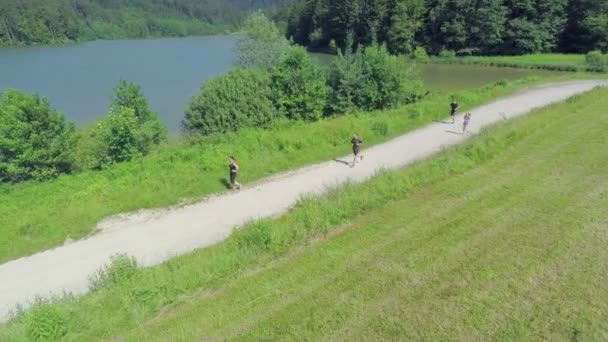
[0,80,606,322]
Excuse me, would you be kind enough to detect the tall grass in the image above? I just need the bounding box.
[427,53,591,72]
[0,77,550,263]
[2,85,606,342]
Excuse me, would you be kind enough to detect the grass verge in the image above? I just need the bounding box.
[1,85,607,341]
[428,53,591,72]
[0,77,550,263]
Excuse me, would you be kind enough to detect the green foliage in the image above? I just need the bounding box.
[89,254,139,291]
[0,0,294,46]
[111,79,167,155]
[24,302,68,341]
[270,46,329,121]
[0,89,77,182]
[93,106,141,166]
[288,0,599,55]
[236,12,291,70]
[585,50,608,72]
[439,49,456,58]
[92,80,166,167]
[184,68,279,134]
[328,37,421,113]
[413,46,430,62]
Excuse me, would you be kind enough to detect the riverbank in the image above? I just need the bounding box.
[426,53,591,72]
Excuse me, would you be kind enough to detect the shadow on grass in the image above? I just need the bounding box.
[219,178,232,189]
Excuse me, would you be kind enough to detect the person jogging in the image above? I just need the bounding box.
[351,133,363,167]
[228,156,241,190]
[463,112,472,134]
[450,99,459,124]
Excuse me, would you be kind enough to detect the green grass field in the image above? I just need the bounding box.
[2,86,607,341]
[0,77,549,264]
[430,53,590,72]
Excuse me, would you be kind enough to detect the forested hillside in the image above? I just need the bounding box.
[0,0,292,45]
[287,0,608,55]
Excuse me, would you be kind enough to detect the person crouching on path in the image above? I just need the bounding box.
[351,133,363,167]
[229,156,241,190]
[450,98,459,124]
[463,112,472,134]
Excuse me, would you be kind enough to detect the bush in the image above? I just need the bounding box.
[585,50,608,72]
[89,254,139,291]
[328,36,422,113]
[0,89,77,182]
[111,79,167,154]
[184,69,280,134]
[413,46,430,62]
[93,106,141,166]
[271,46,329,121]
[439,49,456,58]
[91,80,167,167]
[25,303,69,341]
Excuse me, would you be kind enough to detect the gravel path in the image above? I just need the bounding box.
[0,80,606,322]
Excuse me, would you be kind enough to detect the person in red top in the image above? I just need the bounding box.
[463,112,472,134]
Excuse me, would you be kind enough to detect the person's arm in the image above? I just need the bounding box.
[234,162,239,171]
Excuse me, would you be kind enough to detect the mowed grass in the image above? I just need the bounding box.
[430,53,590,72]
[0,77,546,264]
[2,87,607,341]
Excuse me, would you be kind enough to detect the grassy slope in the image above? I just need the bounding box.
[0,77,548,264]
[429,53,589,72]
[2,87,607,341]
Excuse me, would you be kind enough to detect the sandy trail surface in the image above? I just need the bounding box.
[1,80,606,322]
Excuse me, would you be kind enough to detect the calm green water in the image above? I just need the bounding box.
[1,37,561,131]
[0,36,237,131]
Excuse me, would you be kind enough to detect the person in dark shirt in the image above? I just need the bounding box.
[351,133,363,167]
[228,156,241,190]
[450,99,459,123]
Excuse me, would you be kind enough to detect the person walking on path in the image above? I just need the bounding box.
[463,112,472,134]
[229,156,241,190]
[450,99,459,124]
[351,133,363,167]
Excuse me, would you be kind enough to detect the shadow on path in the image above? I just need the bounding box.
[445,130,464,135]
[333,159,351,166]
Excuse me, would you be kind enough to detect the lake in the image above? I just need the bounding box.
[1,36,562,131]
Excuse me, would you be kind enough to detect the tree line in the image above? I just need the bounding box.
[286,0,608,56]
[0,13,421,184]
[0,0,293,46]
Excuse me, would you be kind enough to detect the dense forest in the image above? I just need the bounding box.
[0,0,292,45]
[286,0,608,55]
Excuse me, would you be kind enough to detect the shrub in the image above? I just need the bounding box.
[439,49,456,58]
[413,46,430,62]
[89,254,139,291]
[184,69,280,134]
[93,106,141,166]
[0,89,77,182]
[271,46,329,121]
[585,50,608,72]
[25,303,69,341]
[328,36,422,113]
[111,79,167,154]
